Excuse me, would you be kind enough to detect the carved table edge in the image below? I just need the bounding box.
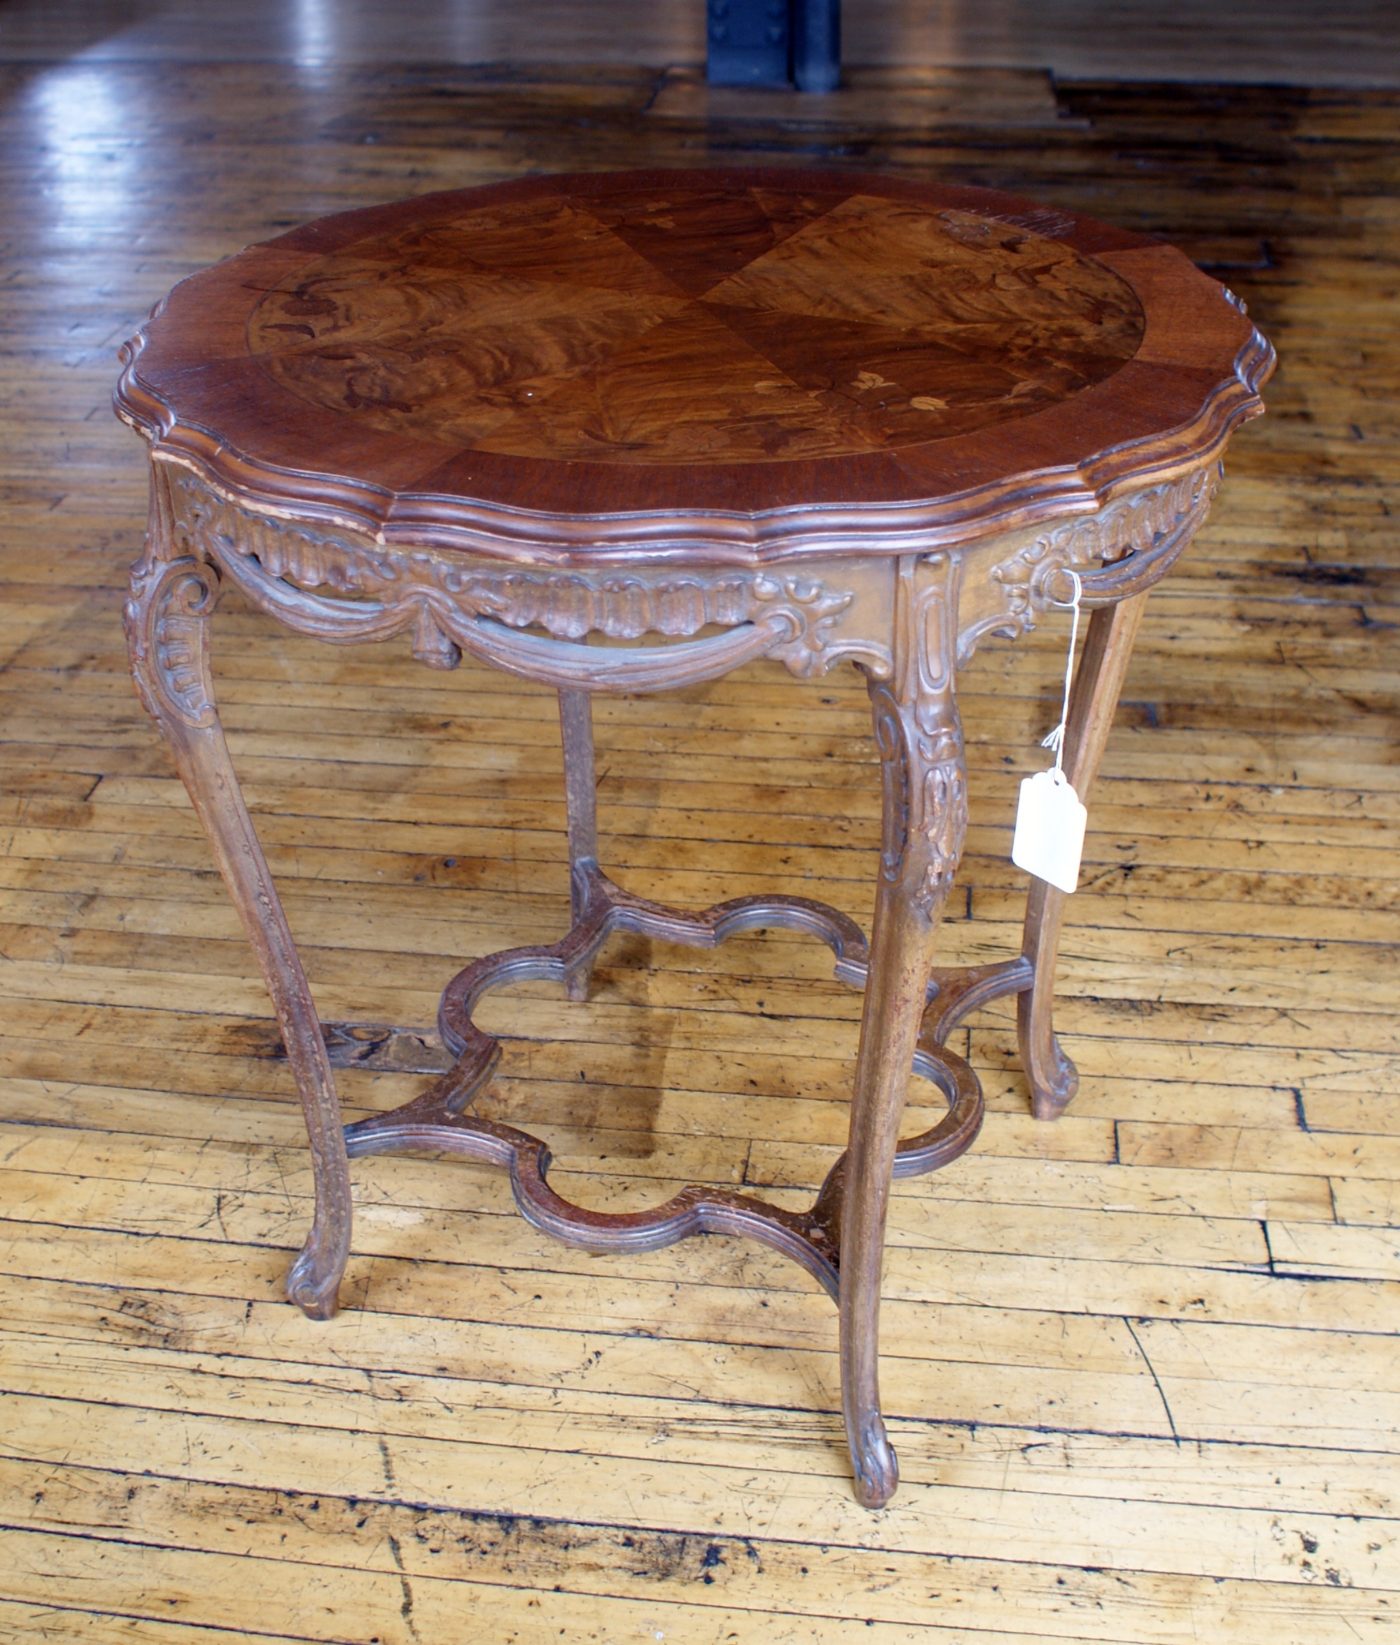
[117,311,1269,567]
[145,460,1224,686]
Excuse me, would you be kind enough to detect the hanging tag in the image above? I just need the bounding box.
[1012,567,1088,894]
[1013,767,1087,894]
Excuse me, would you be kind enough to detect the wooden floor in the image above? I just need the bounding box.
[2,3,1398,1640]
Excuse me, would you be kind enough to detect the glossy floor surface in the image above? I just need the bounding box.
[4,0,1399,85]
[1,2,1398,1641]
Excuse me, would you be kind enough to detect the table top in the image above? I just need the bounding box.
[116,167,1272,563]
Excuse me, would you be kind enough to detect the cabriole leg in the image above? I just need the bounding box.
[1020,591,1149,1120]
[124,479,352,1318]
[558,688,599,1001]
[841,559,968,1508]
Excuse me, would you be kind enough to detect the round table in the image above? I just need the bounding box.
[116,167,1272,1507]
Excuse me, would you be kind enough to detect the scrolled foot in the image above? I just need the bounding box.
[1028,1034,1079,1122]
[286,1240,344,1320]
[849,1414,899,1509]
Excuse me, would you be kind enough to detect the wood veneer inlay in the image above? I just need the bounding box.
[246,185,1146,464]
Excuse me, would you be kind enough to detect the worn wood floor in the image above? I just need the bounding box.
[1,3,1397,1640]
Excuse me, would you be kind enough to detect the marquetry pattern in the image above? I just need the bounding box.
[116,165,1268,541]
[247,186,1146,462]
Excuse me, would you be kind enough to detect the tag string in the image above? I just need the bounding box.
[1041,570,1083,774]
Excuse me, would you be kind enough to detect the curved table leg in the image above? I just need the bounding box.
[124,502,352,1318]
[841,559,968,1508]
[558,689,599,1001]
[1020,591,1149,1120]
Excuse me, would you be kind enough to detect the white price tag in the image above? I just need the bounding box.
[1012,767,1087,895]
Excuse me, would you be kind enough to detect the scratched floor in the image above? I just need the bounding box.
[0,2,1396,1640]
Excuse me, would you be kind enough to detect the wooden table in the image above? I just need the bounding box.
[116,167,1272,1506]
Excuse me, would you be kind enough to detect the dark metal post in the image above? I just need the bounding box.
[706,0,790,86]
[705,0,841,90]
[793,0,841,91]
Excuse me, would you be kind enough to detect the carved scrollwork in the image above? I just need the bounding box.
[995,465,1219,617]
[461,568,755,639]
[870,683,967,914]
[871,686,908,885]
[913,755,967,913]
[124,554,221,729]
[753,574,858,677]
[963,464,1221,663]
[166,471,888,682]
[870,556,968,918]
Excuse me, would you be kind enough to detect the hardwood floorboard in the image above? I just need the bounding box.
[0,1490,1390,1645]
[2,1,1397,1639]
[3,1376,1395,1588]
